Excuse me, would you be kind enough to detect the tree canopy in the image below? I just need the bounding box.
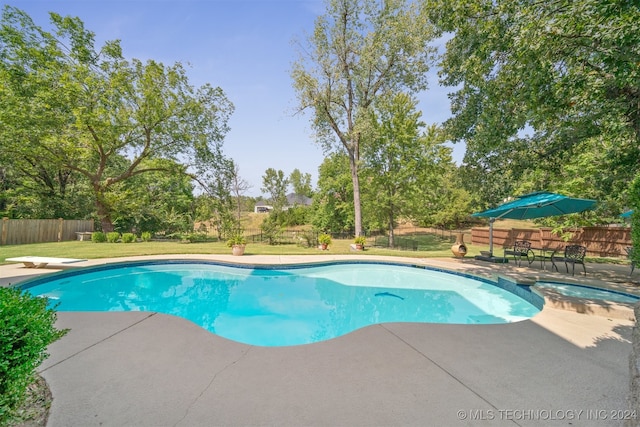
[0,6,234,230]
[426,0,640,213]
[291,0,438,236]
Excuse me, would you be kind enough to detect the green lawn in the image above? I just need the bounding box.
[0,236,490,263]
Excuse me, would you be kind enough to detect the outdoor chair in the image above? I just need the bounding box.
[626,247,636,275]
[551,245,587,276]
[503,240,534,267]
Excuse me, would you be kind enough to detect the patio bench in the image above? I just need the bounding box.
[551,245,587,276]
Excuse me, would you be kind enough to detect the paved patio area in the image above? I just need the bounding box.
[2,255,639,426]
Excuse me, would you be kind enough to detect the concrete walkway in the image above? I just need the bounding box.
[3,255,640,426]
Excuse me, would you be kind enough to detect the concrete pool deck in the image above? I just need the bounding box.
[2,254,640,426]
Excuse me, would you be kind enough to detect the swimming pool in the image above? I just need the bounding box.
[535,282,640,304]
[21,261,541,346]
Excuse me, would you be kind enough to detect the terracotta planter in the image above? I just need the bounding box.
[320,243,328,250]
[451,232,467,258]
[355,244,364,251]
[231,244,246,256]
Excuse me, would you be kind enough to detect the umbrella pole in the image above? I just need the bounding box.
[489,218,495,257]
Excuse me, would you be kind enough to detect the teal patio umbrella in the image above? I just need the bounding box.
[472,191,597,258]
[621,210,633,219]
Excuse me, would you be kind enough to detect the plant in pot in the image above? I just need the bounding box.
[354,236,366,250]
[318,233,332,250]
[226,232,247,256]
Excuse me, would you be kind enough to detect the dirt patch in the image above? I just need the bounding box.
[7,374,51,427]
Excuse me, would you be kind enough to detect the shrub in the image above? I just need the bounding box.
[180,232,208,243]
[140,231,152,242]
[121,233,136,243]
[0,288,67,424]
[91,231,107,243]
[106,232,120,243]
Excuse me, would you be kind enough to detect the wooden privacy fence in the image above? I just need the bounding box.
[1,218,94,245]
[471,226,632,258]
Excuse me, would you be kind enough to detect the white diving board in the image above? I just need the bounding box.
[6,256,87,268]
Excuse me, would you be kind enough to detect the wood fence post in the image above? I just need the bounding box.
[1,217,7,246]
[58,218,64,242]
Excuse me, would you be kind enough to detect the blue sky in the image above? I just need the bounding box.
[4,0,460,197]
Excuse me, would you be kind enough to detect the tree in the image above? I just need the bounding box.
[0,7,234,231]
[261,168,289,212]
[291,0,437,236]
[361,93,427,246]
[230,162,251,223]
[289,169,313,198]
[425,0,640,211]
[311,152,354,233]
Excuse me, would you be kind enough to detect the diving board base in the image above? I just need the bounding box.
[6,256,87,268]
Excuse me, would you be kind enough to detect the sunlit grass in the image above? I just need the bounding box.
[0,235,490,263]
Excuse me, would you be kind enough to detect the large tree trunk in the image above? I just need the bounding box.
[349,154,363,237]
[95,196,114,232]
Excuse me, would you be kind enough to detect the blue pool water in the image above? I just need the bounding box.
[22,261,541,346]
[535,282,640,304]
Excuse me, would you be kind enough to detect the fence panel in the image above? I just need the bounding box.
[471,226,631,257]
[1,218,94,245]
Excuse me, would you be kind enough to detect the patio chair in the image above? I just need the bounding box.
[626,247,635,275]
[551,245,587,276]
[503,240,534,267]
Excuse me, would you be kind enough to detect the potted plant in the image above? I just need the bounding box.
[226,232,247,256]
[354,236,366,250]
[318,233,332,250]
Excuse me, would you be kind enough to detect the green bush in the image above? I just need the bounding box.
[180,232,208,243]
[141,231,152,242]
[0,288,67,424]
[91,231,107,243]
[106,232,120,243]
[121,233,136,243]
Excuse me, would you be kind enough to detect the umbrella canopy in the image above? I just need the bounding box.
[473,191,597,220]
[472,192,597,258]
[621,210,633,218]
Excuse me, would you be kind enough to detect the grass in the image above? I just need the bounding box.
[0,234,492,264]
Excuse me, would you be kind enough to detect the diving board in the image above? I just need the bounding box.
[6,256,87,268]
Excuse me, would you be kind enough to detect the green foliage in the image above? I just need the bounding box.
[0,7,233,231]
[261,168,289,211]
[140,231,152,242]
[181,232,208,243]
[106,232,120,243]
[91,232,107,243]
[428,0,640,214]
[260,215,284,245]
[291,0,438,236]
[630,175,640,266]
[318,233,332,245]
[311,153,355,233]
[354,236,367,245]
[121,233,136,243]
[289,169,313,198]
[297,230,318,248]
[0,287,67,424]
[225,231,247,247]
